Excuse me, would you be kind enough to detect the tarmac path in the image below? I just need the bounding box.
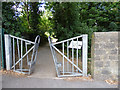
[29,43,56,78]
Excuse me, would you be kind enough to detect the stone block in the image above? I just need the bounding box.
[109,56,118,60]
[95,43,100,48]
[95,61,103,67]
[95,50,106,55]
[110,49,118,54]
[99,43,116,49]
[101,55,109,60]
[110,61,118,74]
[110,36,118,42]
[102,69,111,75]
[94,74,110,81]
[105,43,116,49]
[95,37,110,43]
[104,61,110,67]
[94,55,100,60]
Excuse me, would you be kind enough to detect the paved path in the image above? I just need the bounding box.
[2,74,118,88]
[30,43,56,78]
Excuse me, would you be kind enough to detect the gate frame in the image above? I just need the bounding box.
[4,34,40,74]
[48,34,88,77]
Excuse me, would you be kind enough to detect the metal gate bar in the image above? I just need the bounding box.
[5,35,40,75]
[48,35,88,77]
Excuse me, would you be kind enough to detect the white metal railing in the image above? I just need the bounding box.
[48,35,88,77]
[5,34,40,74]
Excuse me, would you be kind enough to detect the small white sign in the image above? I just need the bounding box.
[68,41,82,49]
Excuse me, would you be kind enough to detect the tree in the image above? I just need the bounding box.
[51,2,82,41]
[78,2,120,31]
[2,2,21,36]
[18,2,48,42]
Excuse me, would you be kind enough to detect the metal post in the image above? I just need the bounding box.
[1,29,6,69]
[62,42,64,75]
[5,34,12,70]
[82,35,88,77]
[13,38,15,70]
[25,42,29,65]
[76,38,78,72]
[17,39,21,68]
[67,41,69,72]
[21,40,23,72]
[72,39,74,73]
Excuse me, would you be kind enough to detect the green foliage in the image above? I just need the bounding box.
[18,2,49,42]
[18,2,40,41]
[2,2,120,49]
[78,2,120,31]
[2,2,21,36]
[52,2,81,41]
[109,22,118,31]
[38,10,54,36]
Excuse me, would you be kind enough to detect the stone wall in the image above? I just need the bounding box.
[91,32,119,81]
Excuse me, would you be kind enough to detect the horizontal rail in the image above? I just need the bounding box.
[58,73,83,77]
[61,72,77,74]
[10,35,35,44]
[15,69,29,71]
[53,35,84,45]
[13,70,30,74]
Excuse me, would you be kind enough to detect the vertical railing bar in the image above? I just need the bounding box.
[67,41,69,72]
[53,47,57,65]
[72,39,74,73]
[31,45,35,63]
[77,38,79,71]
[17,39,21,68]
[70,47,71,72]
[29,44,36,74]
[21,40,23,72]
[82,35,88,76]
[13,37,15,70]
[62,42,64,75]
[25,42,29,65]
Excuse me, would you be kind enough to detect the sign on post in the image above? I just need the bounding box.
[68,41,82,49]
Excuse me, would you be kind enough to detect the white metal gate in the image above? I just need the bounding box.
[5,35,40,75]
[48,35,88,77]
